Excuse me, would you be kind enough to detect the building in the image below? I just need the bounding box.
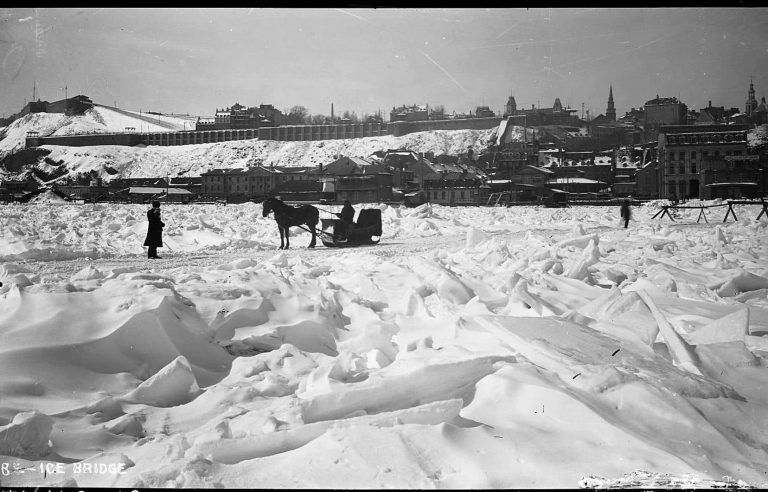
[390,104,429,122]
[504,94,517,117]
[3,95,93,125]
[606,85,616,122]
[316,156,394,203]
[200,166,281,201]
[108,177,168,189]
[55,182,110,202]
[423,173,489,206]
[746,78,759,117]
[475,106,495,118]
[506,98,582,127]
[700,154,765,199]
[644,96,688,141]
[208,103,283,130]
[123,186,194,203]
[657,124,749,200]
[635,161,659,198]
[335,174,393,203]
[0,178,38,202]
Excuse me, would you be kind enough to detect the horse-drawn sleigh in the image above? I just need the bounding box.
[262,197,382,249]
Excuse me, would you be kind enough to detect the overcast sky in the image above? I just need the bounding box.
[1,8,767,120]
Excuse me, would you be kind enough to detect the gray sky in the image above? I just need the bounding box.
[1,8,767,120]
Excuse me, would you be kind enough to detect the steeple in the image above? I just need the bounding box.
[746,76,758,116]
[606,84,616,122]
[505,91,517,116]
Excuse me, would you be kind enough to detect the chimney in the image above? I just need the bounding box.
[319,162,323,173]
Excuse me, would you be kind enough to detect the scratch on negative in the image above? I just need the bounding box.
[421,52,466,93]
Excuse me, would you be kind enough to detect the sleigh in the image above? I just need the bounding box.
[320,208,382,247]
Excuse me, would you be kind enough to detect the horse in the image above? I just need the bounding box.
[262,197,319,249]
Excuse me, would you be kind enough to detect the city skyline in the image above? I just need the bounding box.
[1,8,767,120]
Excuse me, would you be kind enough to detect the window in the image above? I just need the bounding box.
[678,163,685,175]
[679,151,685,160]
[691,151,697,160]
[669,152,675,161]
[441,191,446,199]
[691,162,696,174]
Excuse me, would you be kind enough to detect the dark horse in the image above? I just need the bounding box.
[262,197,319,249]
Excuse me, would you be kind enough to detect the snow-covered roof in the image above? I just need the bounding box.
[546,177,606,184]
[127,186,192,194]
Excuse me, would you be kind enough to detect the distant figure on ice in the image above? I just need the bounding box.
[334,200,356,240]
[144,200,165,258]
[620,198,632,229]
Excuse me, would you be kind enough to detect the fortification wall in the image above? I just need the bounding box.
[27,133,143,148]
[389,117,503,137]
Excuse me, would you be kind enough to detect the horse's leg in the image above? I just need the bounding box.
[284,226,290,249]
[308,209,318,248]
[308,221,317,248]
[278,224,285,249]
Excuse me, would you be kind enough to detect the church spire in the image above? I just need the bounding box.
[746,76,758,116]
[606,84,616,122]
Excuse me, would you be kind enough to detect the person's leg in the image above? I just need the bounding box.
[148,245,157,258]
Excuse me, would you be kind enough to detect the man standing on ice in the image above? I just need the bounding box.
[620,198,632,228]
[144,200,165,258]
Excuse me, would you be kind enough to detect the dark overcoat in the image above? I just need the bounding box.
[620,201,631,219]
[339,204,355,224]
[144,208,165,247]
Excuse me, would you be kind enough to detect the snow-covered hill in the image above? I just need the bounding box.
[38,128,498,180]
[1,105,500,182]
[0,106,189,163]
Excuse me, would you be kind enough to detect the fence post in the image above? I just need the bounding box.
[757,199,767,220]
[723,202,738,222]
[696,207,708,223]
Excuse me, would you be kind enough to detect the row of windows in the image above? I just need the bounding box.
[202,175,307,184]
[426,189,479,200]
[668,149,742,160]
[668,162,698,175]
[667,133,746,144]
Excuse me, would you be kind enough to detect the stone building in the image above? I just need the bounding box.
[200,166,280,201]
[657,124,749,200]
[390,104,429,122]
[209,103,283,130]
[644,96,688,141]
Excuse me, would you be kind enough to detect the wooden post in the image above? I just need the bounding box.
[696,207,708,224]
[723,202,738,222]
[757,199,768,220]
[652,205,675,221]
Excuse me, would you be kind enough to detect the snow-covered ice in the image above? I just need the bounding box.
[1,200,768,488]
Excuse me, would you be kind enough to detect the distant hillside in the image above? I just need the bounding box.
[0,105,503,182]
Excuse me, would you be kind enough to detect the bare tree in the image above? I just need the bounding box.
[285,105,309,125]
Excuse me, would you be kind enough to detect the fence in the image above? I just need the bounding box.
[652,199,768,223]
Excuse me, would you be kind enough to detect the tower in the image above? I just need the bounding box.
[505,92,517,116]
[746,77,758,116]
[606,84,616,122]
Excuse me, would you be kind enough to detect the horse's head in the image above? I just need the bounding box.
[262,198,273,217]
